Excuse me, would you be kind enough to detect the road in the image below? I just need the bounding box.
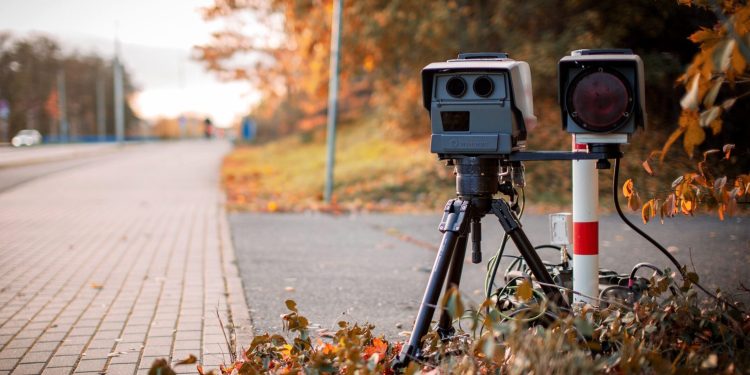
[231,211,750,340]
[0,143,120,168]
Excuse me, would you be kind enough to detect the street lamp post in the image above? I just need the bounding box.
[324,0,343,204]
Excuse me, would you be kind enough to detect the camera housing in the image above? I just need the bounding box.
[422,53,537,158]
[558,49,646,144]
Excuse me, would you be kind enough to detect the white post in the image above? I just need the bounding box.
[324,0,343,204]
[572,138,599,305]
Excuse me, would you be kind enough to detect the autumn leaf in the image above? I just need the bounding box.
[175,354,197,365]
[321,342,336,355]
[267,201,279,212]
[714,39,735,73]
[723,144,735,159]
[442,287,464,320]
[726,191,738,217]
[363,337,388,361]
[628,191,642,212]
[641,199,655,224]
[683,120,706,158]
[714,176,727,198]
[688,27,721,45]
[681,199,694,216]
[622,179,635,198]
[148,359,176,375]
[698,107,721,128]
[721,97,736,110]
[709,117,722,135]
[660,127,686,163]
[642,160,654,176]
[516,279,533,301]
[279,344,293,360]
[664,193,676,219]
[680,75,701,110]
[703,77,724,107]
[363,55,375,72]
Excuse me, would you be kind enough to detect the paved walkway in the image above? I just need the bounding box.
[0,141,251,375]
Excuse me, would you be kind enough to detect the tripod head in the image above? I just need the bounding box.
[454,157,524,210]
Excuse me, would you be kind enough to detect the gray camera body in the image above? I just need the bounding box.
[422,53,537,158]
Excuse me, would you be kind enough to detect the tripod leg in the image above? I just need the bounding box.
[394,200,469,368]
[491,199,569,308]
[437,234,468,339]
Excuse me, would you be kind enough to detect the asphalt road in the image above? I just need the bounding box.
[231,211,750,340]
[0,143,125,193]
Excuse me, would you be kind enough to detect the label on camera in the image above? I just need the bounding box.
[435,134,499,152]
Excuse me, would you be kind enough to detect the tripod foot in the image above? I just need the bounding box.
[391,344,419,371]
[436,325,455,341]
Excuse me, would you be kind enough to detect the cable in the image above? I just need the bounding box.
[485,234,510,298]
[484,187,524,299]
[629,262,663,280]
[612,158,742,312]
[599,285,631,304]
[534,245,562,251]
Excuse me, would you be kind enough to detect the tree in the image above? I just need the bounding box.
[629,1,749,222]
[0,32,139,142]
[196,0,746,208]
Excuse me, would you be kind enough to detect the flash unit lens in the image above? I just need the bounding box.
[569,71,631,131]
[473,76,494,97]
[446,76,467,98]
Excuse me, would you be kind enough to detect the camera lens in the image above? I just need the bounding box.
[473,76,494,97]
[568,70,631,131]
[446,76,467,98]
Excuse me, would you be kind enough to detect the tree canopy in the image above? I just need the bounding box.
[0,32,139,141]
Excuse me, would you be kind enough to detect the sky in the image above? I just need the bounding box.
[0,0,259,127]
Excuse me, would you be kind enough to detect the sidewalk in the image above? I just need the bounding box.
[0,141,251,375]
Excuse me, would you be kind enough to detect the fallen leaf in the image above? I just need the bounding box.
[175,354,197,365]
[148,359,176,375]
[90,283,103,290]
[363,337,388,361]
[267,201,279,212]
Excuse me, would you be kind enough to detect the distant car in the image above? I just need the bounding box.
[11,129,42,147]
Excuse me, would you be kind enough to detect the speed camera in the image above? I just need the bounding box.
[558,49,646,144]
[422,53,537,158]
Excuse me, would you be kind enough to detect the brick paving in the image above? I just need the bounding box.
[0,141,251,375]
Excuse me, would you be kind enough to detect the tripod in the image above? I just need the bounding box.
[393,157,569,367]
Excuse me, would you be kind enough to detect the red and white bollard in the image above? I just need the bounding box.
[572,138,599,305]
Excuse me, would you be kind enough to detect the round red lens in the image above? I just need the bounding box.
[570,71,630,131]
